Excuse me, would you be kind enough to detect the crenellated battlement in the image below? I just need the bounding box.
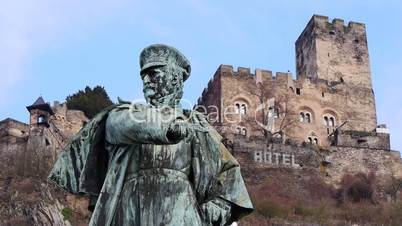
[297,15,366,46]
[311,14,366,33]
[217,64,293,82]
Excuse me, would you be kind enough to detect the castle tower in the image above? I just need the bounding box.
[26,96,54,127]
[295,15,377,131]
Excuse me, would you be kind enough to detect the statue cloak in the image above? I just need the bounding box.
[48,104,253,226]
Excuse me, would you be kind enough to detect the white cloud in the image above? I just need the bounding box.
[0,0,132,105]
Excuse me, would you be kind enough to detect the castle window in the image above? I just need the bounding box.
[240,104,247,114]
[299,112,305,122]
[300,111,312,123]
[296,88,301,95]
[45,139,50,146]
[323,114,336,134]
[235,103,240,114]
[324,116,329,126]
[305,113,311,123]
[308,137,318,145]
[235,126,247,136]
[329,117,335,127]
[324,116,336,127]
[37,115,46,124]
[234,102,247,115]
[322,92,325,98]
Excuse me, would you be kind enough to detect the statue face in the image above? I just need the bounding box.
[141,64,184,107]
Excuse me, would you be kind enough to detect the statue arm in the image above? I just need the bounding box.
[105,105,186,145]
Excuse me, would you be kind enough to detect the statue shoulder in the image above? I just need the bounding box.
[111,103,147,113]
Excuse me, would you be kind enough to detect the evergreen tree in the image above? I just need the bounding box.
[66,86,114,119]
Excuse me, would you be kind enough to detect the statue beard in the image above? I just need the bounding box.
[144,70,184,108]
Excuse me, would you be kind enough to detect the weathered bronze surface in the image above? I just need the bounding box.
[49,44,253,226]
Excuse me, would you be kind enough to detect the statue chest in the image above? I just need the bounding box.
[126,141,192,175]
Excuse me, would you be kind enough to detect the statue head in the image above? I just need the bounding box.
[139,44,191,107]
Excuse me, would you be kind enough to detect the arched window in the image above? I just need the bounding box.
[289,87,294,93]
[300,111,312,123]
[234,102,247,115]
[308,137,312,144]
[330,117,335,127]
[235,126,247,136]
[305,113,311,123]
[314,138,318,145]
[37,115,46,124]
[240,104,247,115]
[235,103,240,114]
[299,112,305,122]
[324,116,329,126]
[323,115,336,127]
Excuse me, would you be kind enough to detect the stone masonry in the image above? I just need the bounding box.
[197,15,386,148]
[196,15,400,197]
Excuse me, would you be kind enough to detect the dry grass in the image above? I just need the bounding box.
[240,171,402,226]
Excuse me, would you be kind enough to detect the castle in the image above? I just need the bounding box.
[197,15,390,150]
[0,97,88,177]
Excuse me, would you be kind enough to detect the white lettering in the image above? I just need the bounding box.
[253,151,298,168]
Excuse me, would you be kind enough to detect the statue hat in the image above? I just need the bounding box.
[140,44,191,81]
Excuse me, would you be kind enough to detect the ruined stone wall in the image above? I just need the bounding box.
[232,135,402,198]
[335,130,390,150]
[51,102,88,138]
[325,147,402,193]
[0,103,88,178]
[0,118,29,138]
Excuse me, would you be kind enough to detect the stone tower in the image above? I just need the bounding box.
[26,96,54,127]
[295,15,377,131]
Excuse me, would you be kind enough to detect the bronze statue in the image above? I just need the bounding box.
[49,44,253,226]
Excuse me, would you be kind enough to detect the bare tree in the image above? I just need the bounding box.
[243,81,298,143]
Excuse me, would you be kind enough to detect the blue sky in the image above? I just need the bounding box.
[0,0,401,151]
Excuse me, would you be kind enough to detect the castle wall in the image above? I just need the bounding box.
[296,15,377,131]
[232,135,402,197]
[0,102,88,177]
[197,15,381,147]
[51,103,88,138]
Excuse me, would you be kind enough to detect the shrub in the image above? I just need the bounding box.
[61,207,73,221]
[336,172,376,204]
[255,199,288,219]
[293,201,313,217]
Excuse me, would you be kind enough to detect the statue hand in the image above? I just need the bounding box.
[167,120,194,143]
[200,199,231,225]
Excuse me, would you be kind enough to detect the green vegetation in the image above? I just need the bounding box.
[61,207,73,221]
[66,86,114,118]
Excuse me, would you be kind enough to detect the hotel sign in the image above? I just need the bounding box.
[254,151,299,167]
